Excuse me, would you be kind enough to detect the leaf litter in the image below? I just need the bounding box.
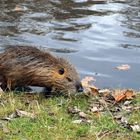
[68,76,140,133]
[0,74,139,136]
[2,109,36,121]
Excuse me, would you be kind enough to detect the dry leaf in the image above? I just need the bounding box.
[94,112,101,118]
[125,89,135,99]
[99,89,110,97]
[2,126,10,134]
[79,112,87,119]
[16,109,36,118]
[124,101,132,106]
[121,117,128,125]
[14,5,23,11]
[67,106,81,114]
[3,112,17,121]
[72,119,92,124]
[90,107,98,113]
[116,64,130,71]
[14,5,28,12]
[89,85,99,95]
[113,89,126,102]
[112,89,134,102]
[130,124,140,132]
[87,120,93,123]
[81,76,99,95]
[72,119,82,124]
[81,76,96,87]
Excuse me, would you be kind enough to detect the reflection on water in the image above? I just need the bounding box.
[0,0,140,89]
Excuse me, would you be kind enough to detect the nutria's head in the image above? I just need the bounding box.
[33,55,83,95]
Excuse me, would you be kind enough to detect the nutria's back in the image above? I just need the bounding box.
[0,46,83,95]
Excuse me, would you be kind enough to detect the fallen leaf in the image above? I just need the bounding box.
[81,76,96,88]
[72,119,82,124]
[2,112,17,121]
[89,85,99,95]
[130,124,140,132]
[13,5,28,12]
[79,112,87,119]
[124,101,132,106]
[125,89,135,99]
[67,106,81,114]
[116,64,130,71]
[14,5,23,11]
[98,89,110,97]
[16,109,36,118]
[2,126,10,134]
[112,89,126,102]
[112,89,134,102]
[121,117,128,125]
[81,76,96,87]
[114,114,123,120]
[90,107,98,113]
[85,120,92,124]
[72,119,92,124]
[94,112,101,118]
[122,105,133,112]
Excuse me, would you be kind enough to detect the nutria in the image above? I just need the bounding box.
[0,46,83,95]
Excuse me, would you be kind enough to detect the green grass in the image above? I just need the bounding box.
[0,92,140,140]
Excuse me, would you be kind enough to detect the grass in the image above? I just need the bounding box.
[0,92,140,140]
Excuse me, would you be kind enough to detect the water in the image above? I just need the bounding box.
[0,0,140,89]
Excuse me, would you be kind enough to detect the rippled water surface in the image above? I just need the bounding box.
[0,0,140,89]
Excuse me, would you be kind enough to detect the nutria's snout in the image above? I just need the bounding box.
[76,82,83,92]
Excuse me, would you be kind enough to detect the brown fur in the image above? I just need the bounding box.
[0,46,83,95]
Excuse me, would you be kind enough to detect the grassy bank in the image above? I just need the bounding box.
[0,92,140,140]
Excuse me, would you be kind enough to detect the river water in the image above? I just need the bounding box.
[0,0,140,89]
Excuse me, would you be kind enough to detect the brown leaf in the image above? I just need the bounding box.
[81,76,96,86]
[116,64,130,71]
[112,89,134,102]
[98,89,110,97]
[79,112,87,119]
[112,89,126,102]
[89,85,99,95]
[16,109,36,118]
[14,5,23,11]
[81,76,96,93]
[125,89,135,99]
[94,112,101,118]
[13,5,28,12]
[67,106,81,114]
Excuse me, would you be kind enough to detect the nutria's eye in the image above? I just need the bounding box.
[58,68,65,75]
[66,77,72,82]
